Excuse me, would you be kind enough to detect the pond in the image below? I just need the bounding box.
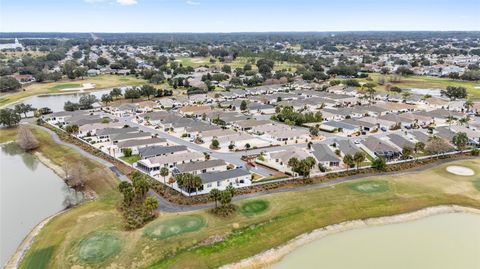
[0,143,83,266]
[269,212,480,269]
[17,89,112,112]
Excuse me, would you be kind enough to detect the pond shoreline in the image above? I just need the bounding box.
[2,143,90,269]
[220,205,480,269]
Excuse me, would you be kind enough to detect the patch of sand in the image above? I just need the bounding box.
[446,166,475,176]
[60,83,96,92]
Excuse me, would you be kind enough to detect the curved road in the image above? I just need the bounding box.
[31,121,474,213]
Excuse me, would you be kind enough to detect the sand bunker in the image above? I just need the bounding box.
[446,166,475,176]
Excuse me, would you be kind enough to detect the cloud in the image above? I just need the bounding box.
[186,1,200,5]
[117,0,138,5]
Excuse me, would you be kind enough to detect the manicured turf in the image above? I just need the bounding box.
[78,232,122,263]
[348,180,389,193]
[144,215,205,240]
[240,200,269,216]
[120,154,141,164]
[474,179,480,192]
[21,246,54,269]
[48,83,82,90]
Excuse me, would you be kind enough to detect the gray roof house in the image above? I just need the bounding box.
[138,145,188,159]
[387,134,416,150]
[174,159,227,175]
[361,136,400,159]
[335,139,362,156]
[312,143,340,166]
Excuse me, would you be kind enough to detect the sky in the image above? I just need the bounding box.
[1,0,479,32]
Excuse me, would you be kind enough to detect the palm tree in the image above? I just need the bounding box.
[414,142,425,153]
[458,116,470,126]
[446,115,455,130]
[452,132,469,151]
[209,188,221,208]
[343,154,354,171]
[143,196,159,217]
[160,167,169,184]
[353,152,366,170]
[464,99,473,113]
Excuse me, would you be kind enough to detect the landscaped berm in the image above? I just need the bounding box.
[240,200,269,216]
[348,180,390,193]
[144,215,205,240]
[77,232,122,264]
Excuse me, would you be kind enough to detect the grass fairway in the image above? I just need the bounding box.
[358,73,480,99]
[348,180,389,193]
[48,83,82,90]
[144,215,205,240]
[474,179,480,192]
[78,232,122,263]
[18,157,480,269]
[240,200,269,216]
[0,75,147,107]
[20,247,54,269]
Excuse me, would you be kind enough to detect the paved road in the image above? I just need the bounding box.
[30,121,474,213]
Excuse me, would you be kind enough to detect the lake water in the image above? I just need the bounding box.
[18,89,111,112]
[0,143,82,266]
[269,212,480,269]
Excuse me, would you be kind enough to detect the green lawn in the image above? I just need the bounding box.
[17,157,480,269]
[48,83,82,90]
[358,73,480,99]
[120,154,141,164]
[0,75,148,107]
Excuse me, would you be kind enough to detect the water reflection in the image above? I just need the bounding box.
[0,143,84,265]
[1,143,38,171]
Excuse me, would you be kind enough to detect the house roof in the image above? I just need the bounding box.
[387,134,416,149]
[138,145,187,158]
[111,132,152,141]
[96,127,138,136]
[140,151,204,167]
[335,139,361,156]
[312,143,340,162]
[198,169,250,184]
[117,137,166,148]
[175,159,226,174]
[362,137,400,155]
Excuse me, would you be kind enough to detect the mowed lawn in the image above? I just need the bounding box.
[18,155,480,269]
[0,75,147,107]
[359,73,480,99]
[176,56,301,71]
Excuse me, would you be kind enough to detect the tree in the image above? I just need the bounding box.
[132,172,150,199]
[240,100,247,111]
[464,99,474,112]
[288,157,299,169]
[118,181,134,206]
[64,101,80,111]
[309,126,319,137]
[222,65,232,73]
[371,157,387,171]
[442,86,467,100]
[65,124,79,134]
[122,147,132,157]
[0,108,21,127]
[343,154,354,170]
[219,190,232,206]
[14,103,35,118]
[452,132,469,151]
[209,188,221,208]
[101,93,113,105]
[211,139,220,149]
[143,196,159,218]
[110,88,122,99]
[79,94,97,109]
[401,147,413,159]
[124,88,142,102]
[16,125,39,150]
[0,76,22,92]
[425,137,452,155]
[414,142,425,153]
[96,57,110,66]
[63,60,78,79]
[353,152,366,170]
[160,167,169,184]
[64,161,88,191]
[140,85,157,100]
[446,115,456,129]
